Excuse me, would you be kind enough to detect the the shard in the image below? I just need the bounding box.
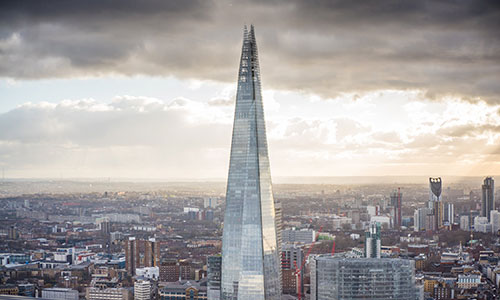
[221,25,282,300]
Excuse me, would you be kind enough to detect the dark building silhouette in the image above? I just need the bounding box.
[482,177,495,222]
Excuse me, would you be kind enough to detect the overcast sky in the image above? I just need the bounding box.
[1,0,499,179]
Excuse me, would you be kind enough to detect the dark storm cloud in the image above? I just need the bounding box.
[1,0,500,102]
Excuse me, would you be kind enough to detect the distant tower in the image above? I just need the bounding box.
[429,177,442,202]
[429,177,443,231]
[221,25,281,300]
[8,226,18,240]
[100,219,111,236]
[443,202,454,225]
[145,238,160,267]
[390,188,402,228]
[125,237,138,275]
[365,222,381,258]
[481,177,495,222]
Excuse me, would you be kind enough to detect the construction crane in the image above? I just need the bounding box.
[293,226,323,300]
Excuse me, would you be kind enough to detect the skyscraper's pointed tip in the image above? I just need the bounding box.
[243,24,249,41]
[248,24,256,42]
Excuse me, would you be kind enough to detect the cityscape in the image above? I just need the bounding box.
[1,1,500,300]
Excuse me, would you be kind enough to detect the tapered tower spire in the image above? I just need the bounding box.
[221,26,282,300]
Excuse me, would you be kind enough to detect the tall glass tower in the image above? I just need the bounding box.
[221,25,282,300]
[482,177,495,221]
[428,177,443,231]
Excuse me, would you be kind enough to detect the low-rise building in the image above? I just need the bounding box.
[457,274,481,289]
[134,280,151,300]
[42,288,79,300]
[159,281,207,300]
[86,287,132,300]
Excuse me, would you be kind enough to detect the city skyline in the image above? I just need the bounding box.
[1,2,500,297]
[1,1,500,179]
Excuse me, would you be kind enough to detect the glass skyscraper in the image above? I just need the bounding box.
[428,177,443,230]
[221,25,282,300]
[482,177,495,221]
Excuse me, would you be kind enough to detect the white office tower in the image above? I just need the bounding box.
[460,215,470,231]
[134,280,151,300]
[443,202,454,225]
[310,256,420,300]
[490,210,500,234]
[414,207,433,232]
[474,216,491,233]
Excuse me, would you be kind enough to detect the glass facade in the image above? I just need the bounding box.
[221,25,281,300]
[311,256,420,300]
[208,255,222,300]
[481,177,495,221]
[428,177,443,230]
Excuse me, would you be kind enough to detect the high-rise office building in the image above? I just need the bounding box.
[365,222,381,258]
[490,210,500,234]
[221,25,281,300]
[414,207,433,232]
[204,197,219,209]
[429,177,443,230]
[390,188,402,228]
[474,216,491,233]
[482,177,495,222]
[443,202,454,225]
[310,256,420,300]
[8,226,17,240]
[460,215,470,231]
[208,255,222,300]
[101,220,111,236]
[429,177,442,202]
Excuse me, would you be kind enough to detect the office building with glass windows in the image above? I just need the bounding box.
[310,256,420,300]
[482,177,495,222]
[220,25,281,300]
